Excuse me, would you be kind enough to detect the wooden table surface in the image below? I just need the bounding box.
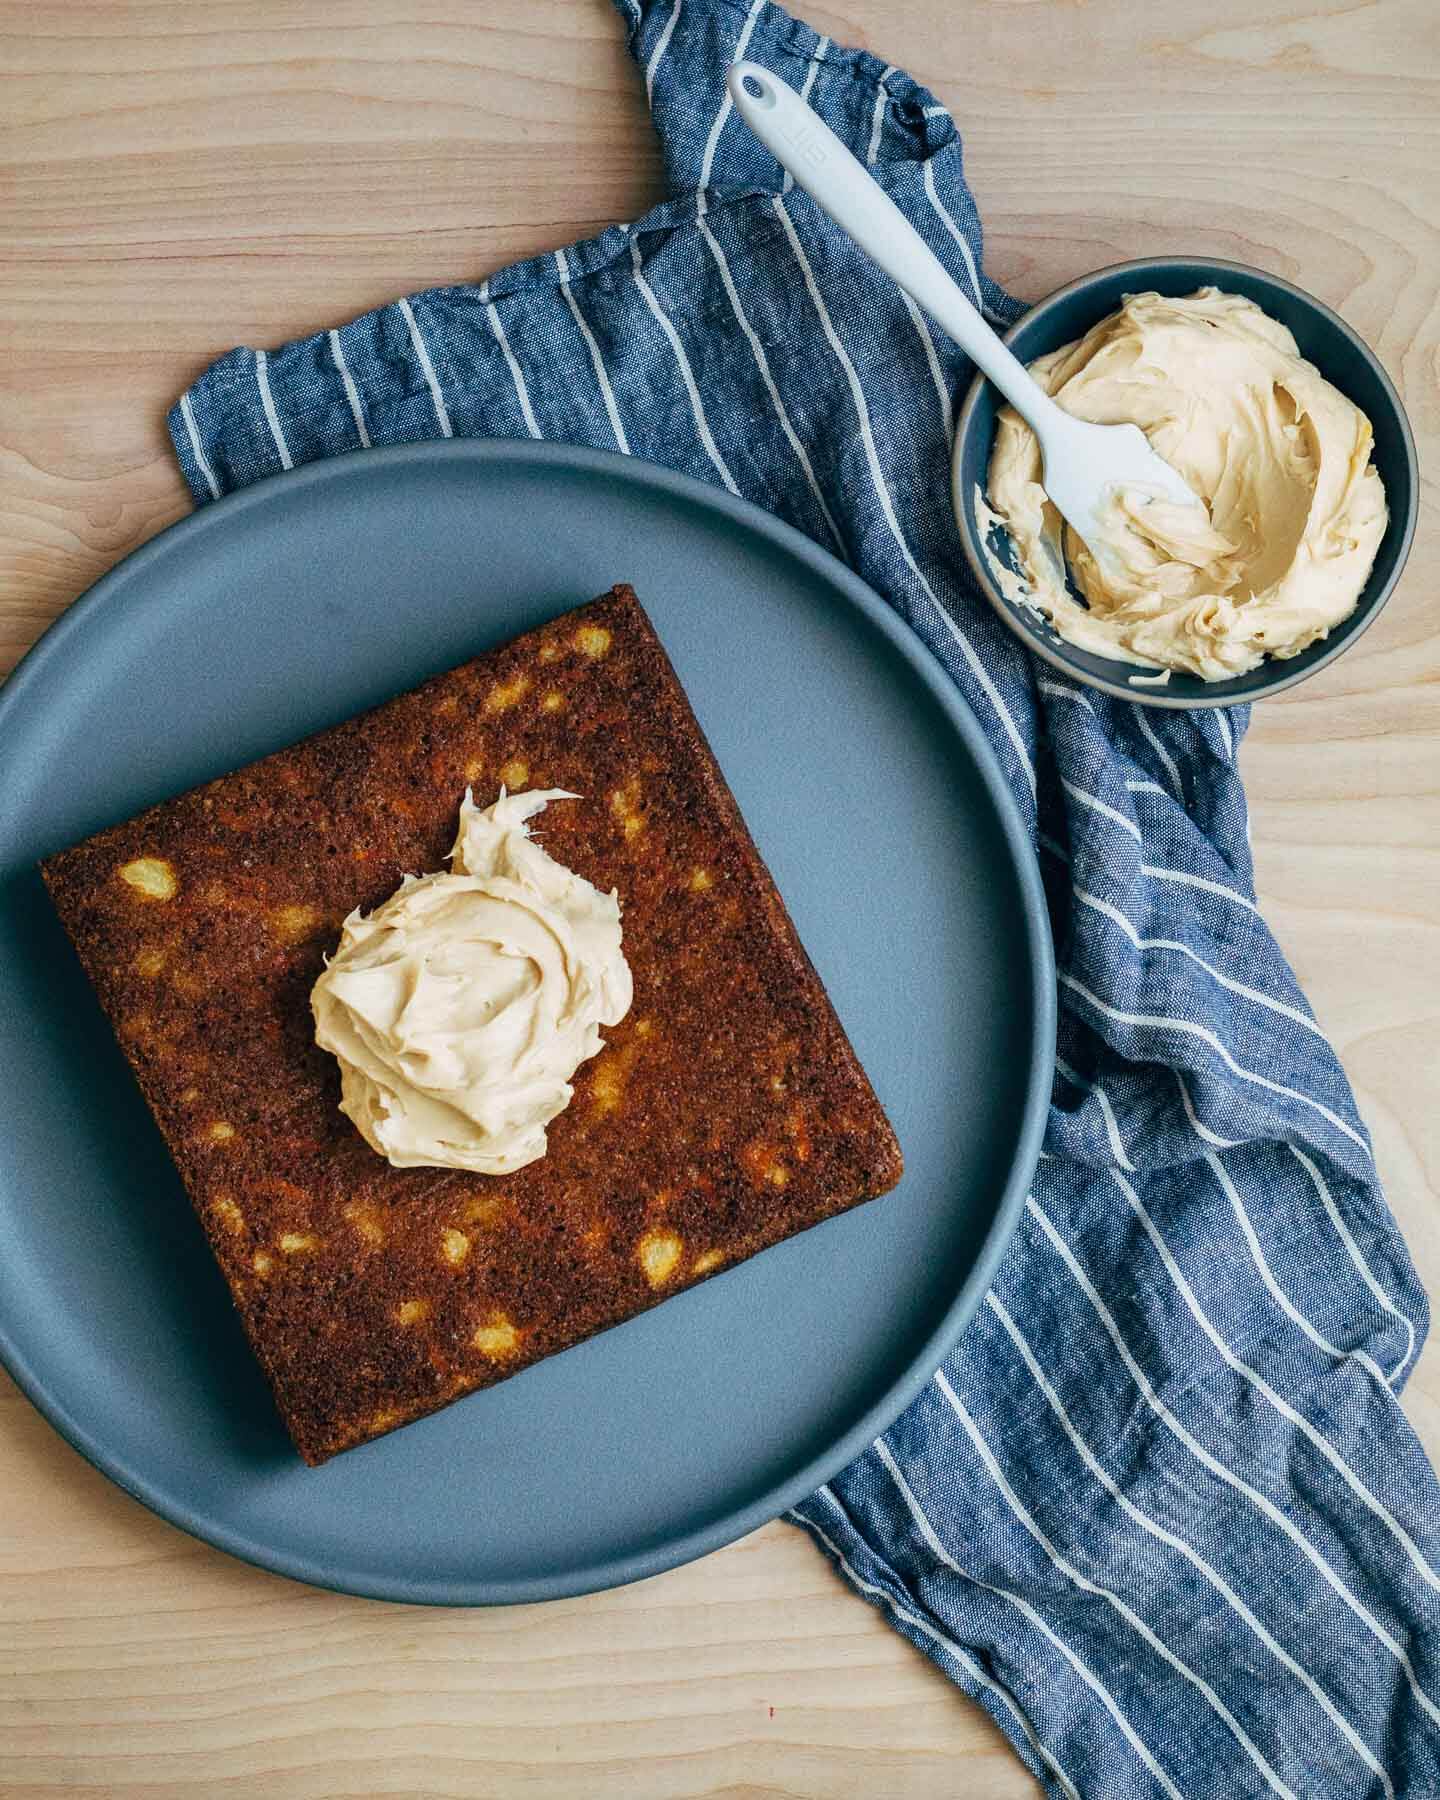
[2,3,1436,1794]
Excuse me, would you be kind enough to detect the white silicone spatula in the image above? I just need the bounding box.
[727,61,1203,561]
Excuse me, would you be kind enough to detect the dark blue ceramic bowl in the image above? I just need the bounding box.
[953,257,1418,709]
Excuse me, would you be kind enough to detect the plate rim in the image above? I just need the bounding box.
[0,438,1055,1605]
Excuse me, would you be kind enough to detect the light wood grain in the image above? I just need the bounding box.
[1,3,1435,1795]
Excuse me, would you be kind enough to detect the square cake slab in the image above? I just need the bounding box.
[42,586,902,1462]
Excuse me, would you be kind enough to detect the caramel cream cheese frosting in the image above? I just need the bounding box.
[978,288,1388,680]
[313,789,632,1173]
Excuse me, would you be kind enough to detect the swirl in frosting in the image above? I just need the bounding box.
[312,789,632,1174]
[978,288,1388,681]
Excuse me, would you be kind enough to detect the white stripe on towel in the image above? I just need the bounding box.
[1175,1070,1241,1148]
[866,66,895,165]
[1061,780,1141,841]
[629,238,740,494]
[694,194,844,551]
[1039,676,1095,713]
[253,349,293,470]
[1139,862,1259,914]
[921,155,988,313]
[1055,1054,1135,1171]
[644,0,682,103]
[898,291,954,442]
[554,246,631,455]
[396,296,453,438]
[327,329,370,449]
[479,281,541,440]
[179,390,220,499]
[1291,1145,1417,1386]
[1134,708,1184,800]
[698,0,763,189]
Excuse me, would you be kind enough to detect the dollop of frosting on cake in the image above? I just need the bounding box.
[312,789,632,1174]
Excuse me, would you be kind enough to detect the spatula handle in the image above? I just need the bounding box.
[727,61,1062,433]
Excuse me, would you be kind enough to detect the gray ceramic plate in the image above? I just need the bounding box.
[0,441,1053,1605]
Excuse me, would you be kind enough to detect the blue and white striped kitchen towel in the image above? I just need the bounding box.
[169,1,1439,1792]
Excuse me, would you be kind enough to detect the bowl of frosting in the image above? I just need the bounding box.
[953,256,1418,707]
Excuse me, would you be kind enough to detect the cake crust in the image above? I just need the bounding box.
[41,587,903,1463]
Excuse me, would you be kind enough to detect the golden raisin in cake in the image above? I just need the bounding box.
[42,586,903,1464]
